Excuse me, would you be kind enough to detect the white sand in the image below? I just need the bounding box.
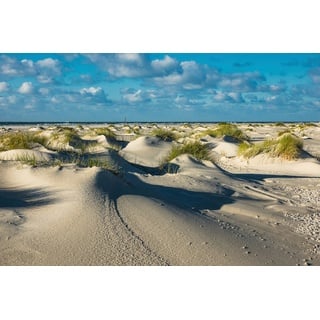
[119,136,172,167]
[1,123,320,265]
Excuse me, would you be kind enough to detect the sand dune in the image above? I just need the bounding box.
[1,123,320,265]
[119,136,172,167]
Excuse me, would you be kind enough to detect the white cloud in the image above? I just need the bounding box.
[21,59,34,68]
[79,86,111,105]
[86,54,181,79]
[227,92,245,103]
[151,55,179,75]
[0,81,9,92]
[152,60,207,89]
[123,89,144,103]
[39,88,50,95]
[37,75,53,83]
[117,53,144,64]
[18,82,33,94]
[80,87,103,96]
[212,91,245,103]
[121,88,157,104]
[36,58,61,74]
[85,53,150,78]
[0,56,36,77]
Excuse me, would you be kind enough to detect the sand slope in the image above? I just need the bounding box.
[119,136,172,167]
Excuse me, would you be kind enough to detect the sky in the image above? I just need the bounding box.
[1,53,320,122]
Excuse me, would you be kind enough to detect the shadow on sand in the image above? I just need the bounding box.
[0,187,55,208]
[95,168,235,214]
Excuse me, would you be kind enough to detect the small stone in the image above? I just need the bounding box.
[256,215,260,219]
[245,251,251,254]
[242,245,248,249]
[188,242,192,246]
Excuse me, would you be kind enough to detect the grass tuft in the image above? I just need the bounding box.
[94,127,116,139]
[204,123,248,142]
[0,132,48,151]
[152,128,177,141]
[238,133,303,160]
[166,141,209,162]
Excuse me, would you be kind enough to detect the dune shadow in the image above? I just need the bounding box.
[213,161,318,183]
[0,187,55,208]
[95,169,235,213]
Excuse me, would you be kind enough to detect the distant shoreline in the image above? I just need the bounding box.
[1,121,320,126]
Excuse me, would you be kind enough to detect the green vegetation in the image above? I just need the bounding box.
[77,158,120,174]
[277,129,292,136]
[274,122,286,127]
[15,153,119,174]
[204,123,248,142]
[94,127,116,139]
[238,133,303,160]
[50,127,79,144]
[0,132,48,151]
[16,154,39,166]
[152,128,177,142]
[166,141,209,162]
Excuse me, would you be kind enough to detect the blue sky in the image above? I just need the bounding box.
[1,53,320,122]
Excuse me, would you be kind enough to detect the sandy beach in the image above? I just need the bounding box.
[1,122,320,265]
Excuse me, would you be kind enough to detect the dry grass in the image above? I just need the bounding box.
[152,128,177,142]
[204,123,249,142]
[238,133,303,160]
[0,131,48,151]
[166,141,209,162]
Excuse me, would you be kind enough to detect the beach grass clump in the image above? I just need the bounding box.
[16,154,39,166]
[48,127,98,153]
[0,132,48,151]
[204,123,249,142]
[50,127,79,144]
[77,158,119,173]
[152,128,177,142]
[277,129,292,137]
[274,122,286,127]
[273,133,303,159]
[238,133,303,160]
[94,127,116,139]
[166,141,209,162]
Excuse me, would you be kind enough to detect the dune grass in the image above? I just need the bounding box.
[238,133,303,160]
[15,152,119,174]
[274,122,286,127]
[166,141,209,162]
[0,132,48,151]
[152,128,177,142]
[94,127,116,139]
[204,123,249,142]
[16,154,39,166]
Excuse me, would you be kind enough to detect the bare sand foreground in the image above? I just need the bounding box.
[0,122,320,265]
